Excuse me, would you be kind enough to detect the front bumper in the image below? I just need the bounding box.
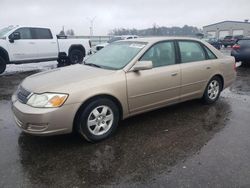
[11,95,80,136]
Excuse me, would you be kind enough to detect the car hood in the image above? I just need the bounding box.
[21,64,116,93]
[96,42,109,47]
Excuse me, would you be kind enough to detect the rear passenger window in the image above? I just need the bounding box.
[178,41,206,63]
[33,28,53,39]
[204,47,217,59]
[140,41,176,67]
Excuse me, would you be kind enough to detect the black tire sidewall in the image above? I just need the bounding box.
[203,77,222,104]
[69,49,84,64]
[77,98,119,142]
[57,58,70,67]
[0,57,6,74]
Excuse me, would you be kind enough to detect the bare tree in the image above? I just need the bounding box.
[66,29,75,36]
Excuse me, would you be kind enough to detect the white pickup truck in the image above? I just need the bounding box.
[0,26,92,74]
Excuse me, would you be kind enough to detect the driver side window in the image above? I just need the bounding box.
[13,28,32,39]
[140,41,176,68]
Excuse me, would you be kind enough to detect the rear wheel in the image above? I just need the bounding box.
[202,76,222,104]
[76,98,119,142]
[69,49,84,64]
[0,57,6,74]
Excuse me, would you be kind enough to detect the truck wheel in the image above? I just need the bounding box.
[57,57,70,67]
[69,49,84,64]
[0,57,7,74]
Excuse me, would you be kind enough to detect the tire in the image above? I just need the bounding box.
[69,49,84,64]
[57,57,70,67]
[202,76,222,104]
[76,98,120,142]
[0,57,7,74]
[242,61,250,67]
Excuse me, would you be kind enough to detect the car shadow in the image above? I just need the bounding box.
[17,98,232,187]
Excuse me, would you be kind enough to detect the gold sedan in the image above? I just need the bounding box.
[12,37,236,142]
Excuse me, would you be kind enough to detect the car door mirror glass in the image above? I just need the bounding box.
[132,61,153,71]
[9,32,21,43]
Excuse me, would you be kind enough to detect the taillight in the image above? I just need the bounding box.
[232,44,240,50]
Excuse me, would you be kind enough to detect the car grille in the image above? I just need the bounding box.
[96,46,104,51]
[17,86,31,104]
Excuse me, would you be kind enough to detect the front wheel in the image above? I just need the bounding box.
[69,49,84,64]
[0,57,7,74]
[202,77,222,104]
[76,98,120,142]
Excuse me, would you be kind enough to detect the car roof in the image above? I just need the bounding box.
[125,37,203,44]
[14,25,51,30]
[238,37,250,40]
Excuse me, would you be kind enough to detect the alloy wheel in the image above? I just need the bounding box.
[208,80,220,100]
[87,105,114,136]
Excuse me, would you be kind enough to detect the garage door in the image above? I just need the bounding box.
[207,31,216,38]
[219,30,230,39]
[233,30,243,36]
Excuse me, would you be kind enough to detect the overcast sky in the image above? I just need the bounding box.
[0,0,249,35]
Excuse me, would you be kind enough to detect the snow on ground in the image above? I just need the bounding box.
[3,61,58,76]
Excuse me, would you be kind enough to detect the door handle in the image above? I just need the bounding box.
[171,72,178,76]
[29,42,35,44]
[206,66,211,70]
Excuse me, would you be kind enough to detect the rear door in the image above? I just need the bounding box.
[7,27,38,61]
[126,41,181,113]
[31,28,58,60]
[178,40,216,101]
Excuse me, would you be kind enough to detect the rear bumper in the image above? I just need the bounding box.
[11,95,80,136]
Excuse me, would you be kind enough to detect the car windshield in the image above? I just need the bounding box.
[0,26,16,38]
[85,41,147,70]
[107,37,123,43]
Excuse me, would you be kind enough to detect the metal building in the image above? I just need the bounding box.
[203,20,250,39]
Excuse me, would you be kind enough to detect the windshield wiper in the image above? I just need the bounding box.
[84,62,101,68]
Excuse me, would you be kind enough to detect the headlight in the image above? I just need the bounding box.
[27,93,68,108]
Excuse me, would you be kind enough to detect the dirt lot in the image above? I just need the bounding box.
[0,58,250,187]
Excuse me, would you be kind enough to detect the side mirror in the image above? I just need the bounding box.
[9,32,21,43]
[132,61,153,71]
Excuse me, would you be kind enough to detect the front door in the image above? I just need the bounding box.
[8,27,38,61]
[126,41,181,114]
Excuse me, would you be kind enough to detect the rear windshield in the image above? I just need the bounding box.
[238,39,250,46]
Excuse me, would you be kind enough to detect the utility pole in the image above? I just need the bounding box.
[86,17,96,38]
